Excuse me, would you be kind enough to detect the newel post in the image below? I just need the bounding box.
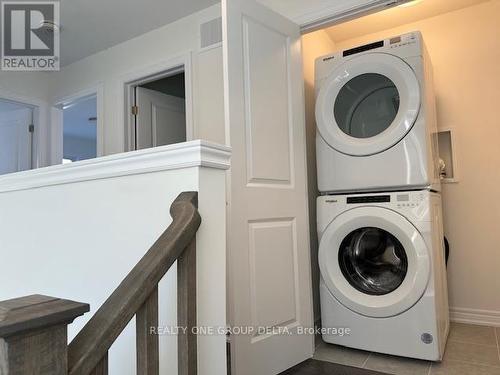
[0,295,89,375]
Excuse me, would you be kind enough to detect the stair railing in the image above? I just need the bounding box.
[0,191,201,375]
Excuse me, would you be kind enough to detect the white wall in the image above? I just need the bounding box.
[316,0,500,324]
[0,141,229,375]
[301,30,336,324]
[48,4,226,157]
[194,45,226,145]
[0,71,50,102]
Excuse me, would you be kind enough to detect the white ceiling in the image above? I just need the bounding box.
[325,0,491,43]
[50,0,492,66]
[57,0,411,65]
[59,0,219,66]
[257,0,376,24]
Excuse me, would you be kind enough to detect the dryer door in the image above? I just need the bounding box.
[315,53,420,156]
[319,206,430,318]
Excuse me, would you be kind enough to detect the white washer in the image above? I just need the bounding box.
[315,32,441,193]
[317,190,449,360]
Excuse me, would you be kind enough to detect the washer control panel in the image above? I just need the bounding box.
[395,193,422,209]
[329,191,427,212]
[318,191,433,233]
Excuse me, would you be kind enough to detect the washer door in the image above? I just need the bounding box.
[319,207,430,318]
[315,53,421,156]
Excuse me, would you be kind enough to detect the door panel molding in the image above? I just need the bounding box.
[242,15,294,187]
[248,218,300,334]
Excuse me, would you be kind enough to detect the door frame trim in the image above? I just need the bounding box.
[120,52,194,151]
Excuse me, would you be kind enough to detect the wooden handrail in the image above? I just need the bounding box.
[66,191,201,375]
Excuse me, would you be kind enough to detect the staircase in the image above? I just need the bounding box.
[0,192,200,375]
[0,141,229,375]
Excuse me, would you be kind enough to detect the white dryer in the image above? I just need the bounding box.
[317,190,449,360]
[315,32,440,193]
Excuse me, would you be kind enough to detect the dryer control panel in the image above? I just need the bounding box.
[314,31,422,83]
[389,32,419,50]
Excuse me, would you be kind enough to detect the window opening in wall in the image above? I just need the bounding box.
[63,95,98,162]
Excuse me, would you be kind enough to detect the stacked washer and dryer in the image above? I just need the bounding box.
[315,32,449,361]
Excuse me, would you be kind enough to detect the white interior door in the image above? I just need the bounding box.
[222,1,314,374]
[135,87,186,149]
[0,108,32,175]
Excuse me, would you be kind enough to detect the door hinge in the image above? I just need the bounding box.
[28,124,35,133]
[131,105,138,115]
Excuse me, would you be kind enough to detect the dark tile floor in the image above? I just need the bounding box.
[313,323,500,375]
[279,359,387,375]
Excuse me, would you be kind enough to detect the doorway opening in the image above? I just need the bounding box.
[62,95,98,163]
[0,98,36,175]
[127,67,188,151]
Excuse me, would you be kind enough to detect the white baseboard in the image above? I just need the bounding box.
[450,307,500,327]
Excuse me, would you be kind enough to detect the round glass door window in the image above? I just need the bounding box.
[334,73,400,139]
[338,227,408,295]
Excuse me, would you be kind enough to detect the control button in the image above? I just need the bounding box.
[390,36,402,44]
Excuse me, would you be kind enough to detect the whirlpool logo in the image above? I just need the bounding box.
[1,1,60,71]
